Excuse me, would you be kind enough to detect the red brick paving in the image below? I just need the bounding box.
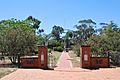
[1,52,120,80]
[1,68,120,80]
[55,52,73,70]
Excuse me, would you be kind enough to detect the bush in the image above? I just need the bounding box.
[48,49,52,53]
[48,40,61,48]
[54,46,64,52]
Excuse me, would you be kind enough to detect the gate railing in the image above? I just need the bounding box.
[48,52,56,68]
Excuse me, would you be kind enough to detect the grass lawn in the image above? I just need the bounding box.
[0,68,17,78]
[52,51,61,62]
[69,51,80,67]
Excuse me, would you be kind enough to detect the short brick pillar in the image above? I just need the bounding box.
[80,45,91,68]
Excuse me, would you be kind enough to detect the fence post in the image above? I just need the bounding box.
[18,53,20,68]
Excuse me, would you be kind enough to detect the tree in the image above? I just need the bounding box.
[75,19,96,45]
[25,16,44,34]
[99,21,120,51]
[0,18,37,63]
[37,34,50,46]
[51,25,64,40]
[88,21,120,57]
[64,31,73,49]
[72,19,96,56]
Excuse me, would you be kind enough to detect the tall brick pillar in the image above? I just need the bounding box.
[80,45,91,68]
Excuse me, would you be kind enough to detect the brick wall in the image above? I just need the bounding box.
[20,57,39,67]
[90,57,109,68]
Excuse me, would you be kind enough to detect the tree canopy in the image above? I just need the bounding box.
[0,17,40,63]
[51,25,64,40]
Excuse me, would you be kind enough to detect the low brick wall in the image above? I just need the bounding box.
[90,57,109,68]
[20,57,39,68]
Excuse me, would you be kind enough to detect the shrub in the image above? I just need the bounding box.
[48,49,52,53]
[54,46,64,52]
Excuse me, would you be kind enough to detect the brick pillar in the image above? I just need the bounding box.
[80,45,91,68]
[38,46,48,69]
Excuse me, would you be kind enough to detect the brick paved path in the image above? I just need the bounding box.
[55,51,73,70]
[1,52,120,80]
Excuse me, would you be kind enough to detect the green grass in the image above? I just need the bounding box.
[52,51,61,62]
[0,68,17,78]
[69,51,80,67]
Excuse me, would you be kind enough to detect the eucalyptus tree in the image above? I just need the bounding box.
[25,16,44,34]
[72,19,96,56]
[51,25,64,40]
[75,19,96,45]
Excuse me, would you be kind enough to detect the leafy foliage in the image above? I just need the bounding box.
[0,18,39,63]
[25,16,44,34]
[72,19,120,64]
[53,46,64,52]
[71,19,96,56]
[51,25,64,40]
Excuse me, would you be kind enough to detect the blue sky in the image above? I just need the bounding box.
[0,0,120,34]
